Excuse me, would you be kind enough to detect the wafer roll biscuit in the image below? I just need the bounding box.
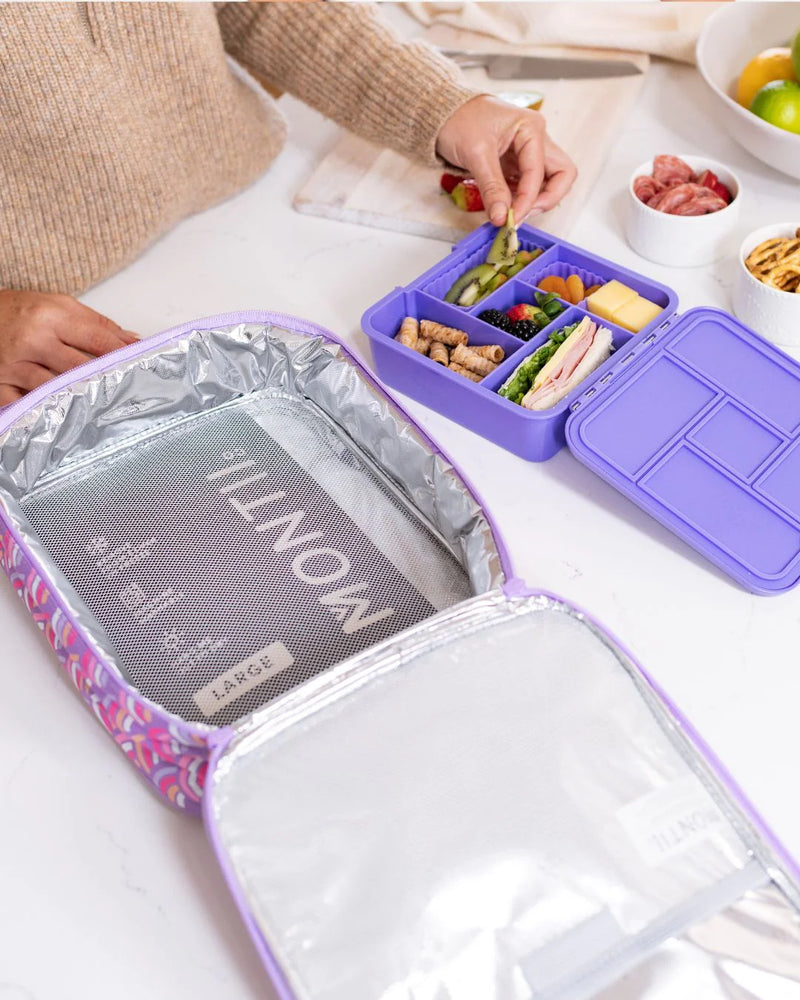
[420,320,468,347]
[448,361,483,383]
[451,343,497,376]
[472,344,504,364]
[429,341,449,366]
[414,337,432,354]
[395,316,419,349]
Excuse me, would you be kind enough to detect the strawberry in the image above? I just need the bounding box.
[440,172,462,194]
[451,180,484,212]
[507,303,537,323]
[695,169,732,204]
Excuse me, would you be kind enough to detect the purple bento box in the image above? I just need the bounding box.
[362,222,800,595]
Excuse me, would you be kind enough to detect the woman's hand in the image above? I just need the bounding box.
[0,290,138,407]
[436,95,577,227]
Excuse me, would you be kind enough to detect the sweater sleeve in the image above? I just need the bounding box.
[215,2,482,167]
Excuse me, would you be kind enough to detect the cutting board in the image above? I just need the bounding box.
[293,27,649,243]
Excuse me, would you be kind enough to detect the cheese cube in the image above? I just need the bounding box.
[612,296,663,333]
[585,280,638,323]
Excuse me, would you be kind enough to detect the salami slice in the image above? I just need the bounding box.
[649,183,727,216]
[652,154,694,187]
[647,183,692,212]
[670,201,712,217]
[633,175,663,204]
[648,182,713,214]
[672,190,727,216]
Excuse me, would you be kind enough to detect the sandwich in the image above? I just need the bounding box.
[499,317,613,411]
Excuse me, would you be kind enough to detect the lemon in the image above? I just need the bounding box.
[750,80,800,135]
[736,47,796,108]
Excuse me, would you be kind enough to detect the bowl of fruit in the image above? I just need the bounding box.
[696,3,800,180]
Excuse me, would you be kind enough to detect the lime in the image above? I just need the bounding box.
[750,79,800,135]
[736,47,796,108]
[793,29,800,82]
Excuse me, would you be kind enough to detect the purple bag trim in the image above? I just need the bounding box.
[0,311,512,812]
[2,529,209,811]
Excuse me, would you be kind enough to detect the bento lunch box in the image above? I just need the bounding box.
[362,222,800,595]
[3,311,800,1000]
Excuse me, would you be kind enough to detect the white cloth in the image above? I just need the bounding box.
[403,2,725,64]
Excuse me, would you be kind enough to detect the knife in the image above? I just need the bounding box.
[439,49,643,80]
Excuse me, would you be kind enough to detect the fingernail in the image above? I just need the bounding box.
[122,330,140,343]
[489,202,507,225]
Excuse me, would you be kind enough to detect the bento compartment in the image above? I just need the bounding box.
[465,277,571,334]
[488,306,635,411]
[206,595,775,1000]
[362,288,527,370]
[523,254,609,306]
[526,244,677,335]
[416,233,551,305]
[3,322,505,727]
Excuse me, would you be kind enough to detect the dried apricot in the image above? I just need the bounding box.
[537,275,569,299]
[585,283,603,297]
[565,274,585,304]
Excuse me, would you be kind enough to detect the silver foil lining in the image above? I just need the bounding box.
[208,593,800,1000]
[0,323,504,727]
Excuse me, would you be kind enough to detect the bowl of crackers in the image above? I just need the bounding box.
[733,223,800,348]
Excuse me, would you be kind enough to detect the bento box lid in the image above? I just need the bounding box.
[566,306,800,594]
[199,588,796,1000]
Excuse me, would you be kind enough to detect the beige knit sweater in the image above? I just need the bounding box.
[0,2,477,294]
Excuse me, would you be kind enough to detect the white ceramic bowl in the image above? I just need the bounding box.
[733,222,800,347]
[625,155,741,268]
[697,3,800,181]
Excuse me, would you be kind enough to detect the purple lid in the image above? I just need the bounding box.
[566,306,800,594]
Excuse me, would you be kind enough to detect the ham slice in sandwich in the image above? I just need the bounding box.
[521,317,613,411]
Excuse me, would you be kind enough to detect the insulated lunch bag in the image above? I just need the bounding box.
[1,312,799,1000]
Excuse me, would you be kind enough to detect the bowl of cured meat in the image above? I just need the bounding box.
[626,154,741,267]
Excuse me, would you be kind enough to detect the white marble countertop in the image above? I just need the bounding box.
[2,50,799,1000]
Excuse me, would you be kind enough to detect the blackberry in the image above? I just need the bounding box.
[512,320,540,342]
[478,309,514,333]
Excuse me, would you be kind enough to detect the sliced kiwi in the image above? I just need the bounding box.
[482,271,509,295]
[486,208,519,268]
[515,249,539,266]
[444,263,499,305]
